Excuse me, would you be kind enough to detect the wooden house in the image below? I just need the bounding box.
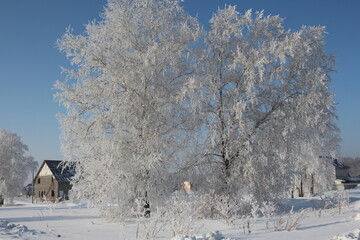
[33,160,75,202]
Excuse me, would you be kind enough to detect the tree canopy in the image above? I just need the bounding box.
[0,129,37,204]
[55,0,339,220]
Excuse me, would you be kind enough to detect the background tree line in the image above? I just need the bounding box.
[341,157,360,177]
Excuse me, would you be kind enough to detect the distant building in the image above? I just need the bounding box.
[333,159,360,189]
[20,184,33,197]
[183,181,192,194]
[333,159,351,180]
[33,160,75,202]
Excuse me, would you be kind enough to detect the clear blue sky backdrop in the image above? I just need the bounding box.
[0,0,359,164]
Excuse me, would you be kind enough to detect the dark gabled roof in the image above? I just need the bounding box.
[44,160,75,182]
[35,160,75,182]
[333,159,350,169]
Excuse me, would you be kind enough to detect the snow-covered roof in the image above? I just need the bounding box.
[332,159,350,169]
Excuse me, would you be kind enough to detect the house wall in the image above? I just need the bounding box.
[34,175,59,202]
[38,164,52,176]
[335,168,349,179]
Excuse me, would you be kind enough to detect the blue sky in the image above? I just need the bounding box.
[0,0,359,164]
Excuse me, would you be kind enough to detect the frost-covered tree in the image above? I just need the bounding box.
[55,0,339,220]
[55,0,200,219]
[0,129,37,204]
[183,6,339,201]
[339,157,360,178]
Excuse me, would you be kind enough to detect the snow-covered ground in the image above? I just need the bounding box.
[1,189,360,240]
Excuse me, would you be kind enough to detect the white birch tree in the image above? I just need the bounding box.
[182,6,339,201]
[0,129,37,204]
[55,0,200,219]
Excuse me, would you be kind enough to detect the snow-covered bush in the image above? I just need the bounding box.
[240,202,260,235]
[172,231,232,240]
[259,201,277,231]
[320,191,349,214]
[210,194,244,226]
[131,198,166,239]
[273,207,310,231]
[190,191,260,227]
[132,192,202,239]
[163,194,200,237]
[189,191,215,219]
[131,193,199,239]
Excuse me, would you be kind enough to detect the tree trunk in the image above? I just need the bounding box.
[144,191,150,217]
[310,174,314,196]
[217,55,231,192]
[299,179,304,197]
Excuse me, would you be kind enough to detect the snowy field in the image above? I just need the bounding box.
[2,189,360,240]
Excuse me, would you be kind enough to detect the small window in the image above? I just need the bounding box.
[51,190,55,197]
[39,191,41,197]
[37,178,40,184]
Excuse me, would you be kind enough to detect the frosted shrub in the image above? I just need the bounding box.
[172,231,232,240]
[190,191,244,222]
[191,192,215,218]
[273,214,286,232]
[320,192,338,209]
[132,198,168,240]
[212,195,244,226]
[273,207,309,231]
[319,191,349,214]
[335,191,350,215]
[142,211,167,240]
[99,200,129,222]
[163,194,200,237]
[259,201,277,231]
[241,203,260,234]
[286,208,310,231]
[194,192,262,230]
